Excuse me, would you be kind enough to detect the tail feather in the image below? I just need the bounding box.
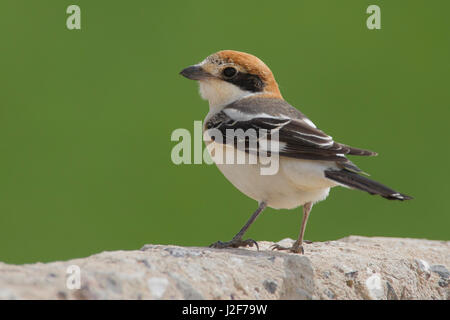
[325,169,413,201]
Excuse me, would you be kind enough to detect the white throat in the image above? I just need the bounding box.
[198,79,257,114]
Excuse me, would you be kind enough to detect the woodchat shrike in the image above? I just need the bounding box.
[180,50,412,254]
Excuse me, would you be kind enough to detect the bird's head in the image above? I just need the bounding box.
[180,50,282,108]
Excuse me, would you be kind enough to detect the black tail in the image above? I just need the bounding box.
[325,169,413,201]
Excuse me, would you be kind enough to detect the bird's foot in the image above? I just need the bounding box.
[209,238,259,250]
[271,241,304,254]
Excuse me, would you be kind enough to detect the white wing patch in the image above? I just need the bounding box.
[223,108,291,122]
[222,109,334,148]
[302,118,317,128]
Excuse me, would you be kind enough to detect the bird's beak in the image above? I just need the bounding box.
[179,65,213,80]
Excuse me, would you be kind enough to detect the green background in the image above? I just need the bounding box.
[0,1,448,264]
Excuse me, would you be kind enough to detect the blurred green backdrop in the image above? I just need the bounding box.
[0,1,448,264]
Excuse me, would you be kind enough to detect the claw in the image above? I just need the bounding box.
[209,241,225,248]
[209,238,259,250]
[244,238,259,251]
[270,244,288,251]
[271,242,305,254]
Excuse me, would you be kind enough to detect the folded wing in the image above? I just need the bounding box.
[204,97,377,172]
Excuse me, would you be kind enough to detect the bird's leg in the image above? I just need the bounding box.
[209,201,267,250]
[271,202,313,254]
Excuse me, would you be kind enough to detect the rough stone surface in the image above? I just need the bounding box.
[0,236,448,300]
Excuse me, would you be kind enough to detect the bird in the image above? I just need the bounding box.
[179,50,412,254]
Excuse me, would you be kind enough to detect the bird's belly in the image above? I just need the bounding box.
[208,142,336,209]
[281,158,340,190]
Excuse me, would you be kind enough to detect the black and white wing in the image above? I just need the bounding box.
[204,97,377,171]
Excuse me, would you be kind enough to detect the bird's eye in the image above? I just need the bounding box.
[222,67,237,78]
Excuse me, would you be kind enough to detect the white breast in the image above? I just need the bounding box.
[205,141,338,210]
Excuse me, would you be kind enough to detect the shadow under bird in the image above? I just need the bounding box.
[180,50,412,254]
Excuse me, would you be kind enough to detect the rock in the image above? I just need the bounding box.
[415,259,431,278]
[365,273,384,300]
[438,279,448,288]
[386,281,399,300]
[147,277,169,299]
[430,265,450,279]
[262,280,278,294]
[0,236,448,300]
[323,288,335,299]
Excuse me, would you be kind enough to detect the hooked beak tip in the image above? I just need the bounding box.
[179,65,212,80]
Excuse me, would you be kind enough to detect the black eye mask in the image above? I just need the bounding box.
[224,72,265,92]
